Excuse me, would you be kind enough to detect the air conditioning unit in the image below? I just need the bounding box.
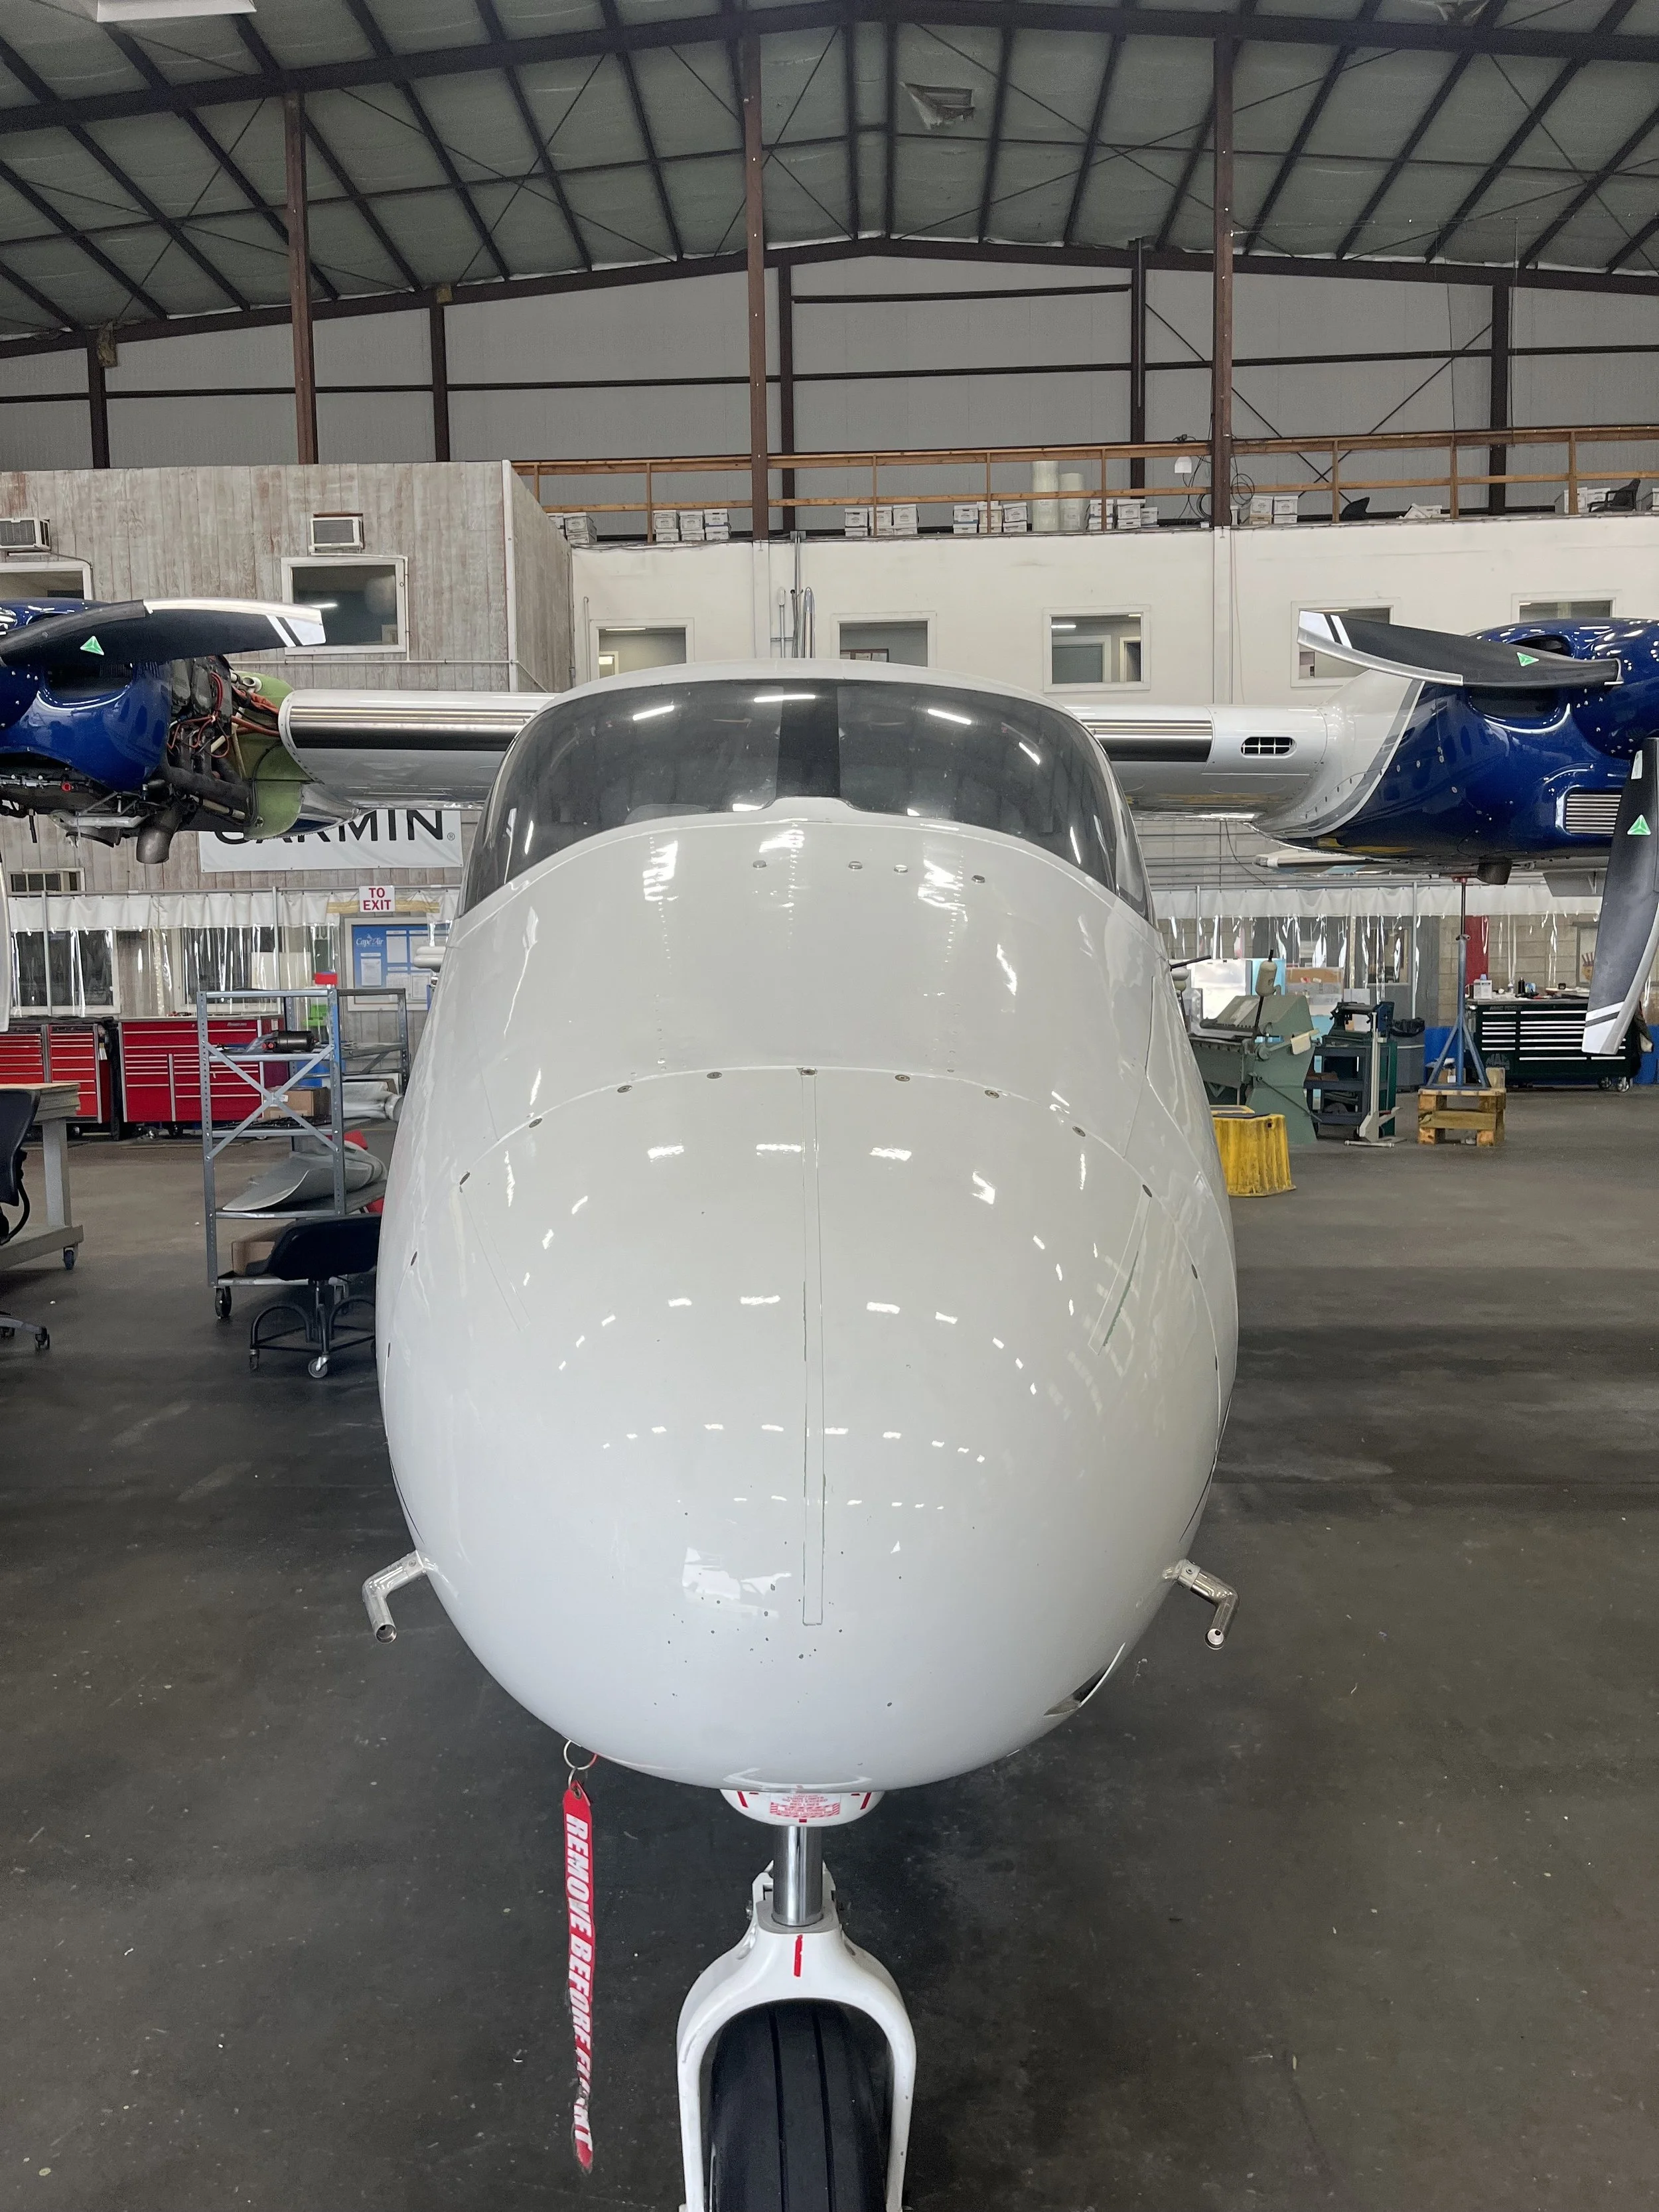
[308,512,365,553]
[0,517,50,553]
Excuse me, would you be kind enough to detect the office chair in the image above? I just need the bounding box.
[0,1089,49,1352]
[246,1212,381,1380]
[1591,477,1641,513]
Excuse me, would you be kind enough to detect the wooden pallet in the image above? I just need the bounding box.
[1417,1084,1506,1147]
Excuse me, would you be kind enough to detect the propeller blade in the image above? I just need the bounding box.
[0,598,325,666]
[1297,613,1620,690]
[1583,745,1659,1055]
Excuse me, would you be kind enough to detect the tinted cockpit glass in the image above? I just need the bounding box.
[463,678,1147,914]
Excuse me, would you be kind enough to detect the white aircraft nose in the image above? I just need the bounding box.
[383,1060,1222,1791]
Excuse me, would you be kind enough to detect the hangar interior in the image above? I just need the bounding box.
[3,1,1659,2208]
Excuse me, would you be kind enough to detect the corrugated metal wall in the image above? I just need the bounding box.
[8,256,1658,473]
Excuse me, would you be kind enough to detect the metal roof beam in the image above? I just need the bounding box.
[1156,0,1255,249]
[1607,207,1659,272]
[598,0,685,260]
[1334,0,1504,261]
[340,0,511,283]
[844,15,861,237]
[474,0,593,271]
[0,252,77,331]
[1062,29,1128,248]
[12,230,1659,366]
[0,31,249,311]
[0,151,169,321]
[232,16,423,293]
[1524,97,1659,265]
[1241,0,1380,256]
[16,3,1659,144]
[101,24,340,303]
[976,24,1014,243]
[883,19,898,235]
[1426,0,1637,263]
[1155,96,1212,252]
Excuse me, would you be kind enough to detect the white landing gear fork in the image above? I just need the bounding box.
[678,1805,915,2212]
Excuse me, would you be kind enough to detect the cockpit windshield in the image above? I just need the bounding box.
[463,678,1147,914]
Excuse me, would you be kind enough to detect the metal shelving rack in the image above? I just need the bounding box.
[198,985,409,1318]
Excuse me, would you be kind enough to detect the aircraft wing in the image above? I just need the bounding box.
[1297,613,1621,690]
[278,690,552,806]
[1583,743,1659,1055]
[0,598,327,664]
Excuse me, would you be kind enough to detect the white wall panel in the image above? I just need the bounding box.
[318,389,435,463]
[573,511,1659,709]
[2,254,1658,482]
[106,322,293,393]
[315,308,431,386]
[109,393,297,467]
[0,400,93,471]
[451,380,751,461]
[0,350,88,397]
[448,271,751,384]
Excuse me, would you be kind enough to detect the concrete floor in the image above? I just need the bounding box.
[3,1094,1656,2211]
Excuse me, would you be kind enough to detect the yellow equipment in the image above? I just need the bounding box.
[1210,1109,1294,1197]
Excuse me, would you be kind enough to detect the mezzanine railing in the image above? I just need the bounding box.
[514,422,1659,539]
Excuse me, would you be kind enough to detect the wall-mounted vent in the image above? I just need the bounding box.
[1241,734,1296,757]
[309,512,365,554]
[1563,790,1622,837]
[0,518,50,552]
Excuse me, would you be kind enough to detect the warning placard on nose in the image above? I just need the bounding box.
[199,808,463,873]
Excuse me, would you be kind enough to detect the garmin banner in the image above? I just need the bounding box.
[198,808,463,873]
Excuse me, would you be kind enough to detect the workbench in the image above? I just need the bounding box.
[0,1082,85,1274]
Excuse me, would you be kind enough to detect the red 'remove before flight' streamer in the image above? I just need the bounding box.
[563,1781,597,2170]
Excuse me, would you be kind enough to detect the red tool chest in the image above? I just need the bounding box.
[117,1017,279,1129]
[0,1022,113,1126]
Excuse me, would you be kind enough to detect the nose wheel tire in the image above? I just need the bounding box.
[707,2003,885,2212]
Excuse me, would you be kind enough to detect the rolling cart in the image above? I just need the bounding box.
[198,985,408,1320]
[1305,999,1397,1143]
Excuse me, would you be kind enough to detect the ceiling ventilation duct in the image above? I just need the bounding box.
[903,84,975,129]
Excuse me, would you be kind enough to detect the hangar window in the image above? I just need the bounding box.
[840,620,929,666]
[596,626,686,679]
[9,871,82,895]
[0,561,90,602]
[463,678,1146,917]
[1299,605,1391,682]
[282,555,405,652]
[1050,615,1141,687]
[1517,599,1613,621]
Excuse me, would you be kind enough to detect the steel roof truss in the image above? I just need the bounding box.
[1242,0,1382,257]
[977,23,1014,242]
[340,0,512,283]
[1062,30,1127,248]
[1427,0,1638,263]
[474,0,593,271]
[0,153,169,322]
[597,0,685,261]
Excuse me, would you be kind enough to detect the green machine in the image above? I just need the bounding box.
[1188,990,1321,1145]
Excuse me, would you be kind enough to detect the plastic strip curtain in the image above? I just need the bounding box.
[10,924,342,1018]
[1159,909,1428,1013]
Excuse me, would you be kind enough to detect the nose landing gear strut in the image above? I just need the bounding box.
[678,1806,914,2212]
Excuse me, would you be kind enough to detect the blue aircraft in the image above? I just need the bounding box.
[2,594,1655,1055]
[0,593,333,863]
